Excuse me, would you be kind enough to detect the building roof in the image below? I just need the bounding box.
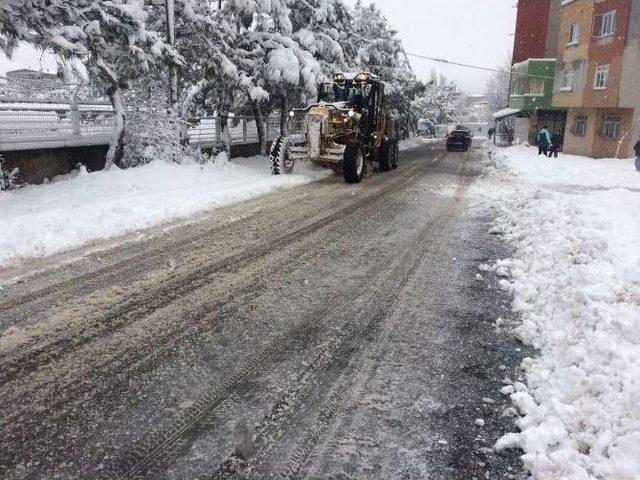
[6,68,40,74]
[493,108,522,119]
[5,68,58,78]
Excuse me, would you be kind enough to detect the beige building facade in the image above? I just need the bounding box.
[553,0,640,158]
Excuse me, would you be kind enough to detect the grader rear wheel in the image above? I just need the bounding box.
[378,140,392,172]
[391,140,399,169]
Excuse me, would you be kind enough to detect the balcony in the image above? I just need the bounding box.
[509,59,558,111]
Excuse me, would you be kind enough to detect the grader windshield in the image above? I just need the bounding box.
[317,73,377,111]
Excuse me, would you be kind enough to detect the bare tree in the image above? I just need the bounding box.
[485,60,512,120]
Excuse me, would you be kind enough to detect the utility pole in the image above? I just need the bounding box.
[165,0,178,107]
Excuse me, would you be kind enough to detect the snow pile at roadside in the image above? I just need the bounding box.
[473,144,640,479]
[0,157,330,267]
[495,144,639,190]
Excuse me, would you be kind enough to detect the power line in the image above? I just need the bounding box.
[404,52,556,81]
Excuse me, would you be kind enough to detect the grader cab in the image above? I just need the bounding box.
[269,72,399,183]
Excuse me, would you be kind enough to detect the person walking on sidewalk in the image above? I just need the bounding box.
[548,133,562,158]
[634,138,640,172]
[537,125,551,156]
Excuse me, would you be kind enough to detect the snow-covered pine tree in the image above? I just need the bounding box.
[348,1,422,134]
[411,76,463,127]
[224,0,322,155]
[0,0,83,101]
[288,0,347,76]
[172,0,241,154]
[0,0,179,169]
[285,0,350,129]
[78,1,180,168]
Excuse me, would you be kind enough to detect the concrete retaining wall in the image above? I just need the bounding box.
[2,146,109,184]
[2,141,275,185]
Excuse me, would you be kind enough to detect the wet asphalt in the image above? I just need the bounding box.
[0,141,529,479]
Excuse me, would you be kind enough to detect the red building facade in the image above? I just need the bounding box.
[512,0,553,64]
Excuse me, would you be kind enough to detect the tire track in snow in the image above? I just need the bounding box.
[0,163,424,388]
[0,160,431,476]
[278,160,472,480]
[110,157,469,480]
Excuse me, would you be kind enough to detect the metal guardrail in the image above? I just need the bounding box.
[0,98,288,152]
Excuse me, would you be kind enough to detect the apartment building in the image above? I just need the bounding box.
[554,0,640,158]
[502,0,565,145]
[513,0,562,62]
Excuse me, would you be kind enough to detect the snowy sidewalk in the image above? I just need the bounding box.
[473,144,640,480]
[0,157,330,267]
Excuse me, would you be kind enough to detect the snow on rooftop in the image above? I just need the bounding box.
[492,108,521,119]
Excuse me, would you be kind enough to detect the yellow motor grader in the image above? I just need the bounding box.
[269,72,399,183]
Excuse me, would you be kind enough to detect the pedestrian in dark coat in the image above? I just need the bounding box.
[537,126,551,156]
[548,134,562,158]
[634,138,640,172]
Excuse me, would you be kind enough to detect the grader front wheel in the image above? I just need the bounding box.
[270,136,295,175]
[343,141,364,184]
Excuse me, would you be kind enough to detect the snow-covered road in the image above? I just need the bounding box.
[473,144,640,479]
[0,142,527,479]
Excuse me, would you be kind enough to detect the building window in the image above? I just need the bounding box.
[560,69,574,91]
[571,114,587,136]
[511,76,526,96]
[529,78,545,95]
[568,23,580,45]
[593,65,610,90]
[601,116,620,139]
[595,10,617,38]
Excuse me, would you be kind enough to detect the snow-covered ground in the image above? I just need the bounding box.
[472,144,640,479]
[0,157,330,267]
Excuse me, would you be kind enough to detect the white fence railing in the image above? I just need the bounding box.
[0,98,287,152]
[0,98,115,151]
[186,116,283,148]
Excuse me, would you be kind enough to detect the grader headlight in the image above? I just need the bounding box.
[333,73,346,83]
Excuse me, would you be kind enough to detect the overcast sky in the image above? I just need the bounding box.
[346,0,517,94]
[0,45,58,77]
[0,0,517,95]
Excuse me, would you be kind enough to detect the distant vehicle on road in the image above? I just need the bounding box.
[446,128,473,152]
[417,118,436,137]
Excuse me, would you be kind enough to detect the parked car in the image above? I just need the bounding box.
[446,128,473,152]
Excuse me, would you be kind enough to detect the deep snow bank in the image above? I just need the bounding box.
[0,157,330,267]
[472,144,640,479]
